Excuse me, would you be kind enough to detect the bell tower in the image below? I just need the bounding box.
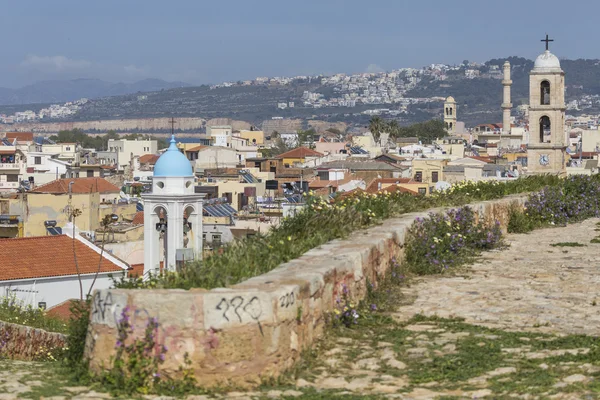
[527,35,567,175]
[143,135,204,275]
[444,96,457,134]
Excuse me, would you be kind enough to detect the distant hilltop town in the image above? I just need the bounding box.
[2,57,600,128]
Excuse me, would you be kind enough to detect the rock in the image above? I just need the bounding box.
[563,374,588,384]
[353,357,380,371]
[404,324,438,332]
[540,363,549,370]
[295,379,312,388]
[487,367,517,376]
[282,390,303,397]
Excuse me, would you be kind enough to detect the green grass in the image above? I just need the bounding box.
[550,242,587,247]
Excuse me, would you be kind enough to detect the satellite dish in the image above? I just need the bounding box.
[435,181,452,192]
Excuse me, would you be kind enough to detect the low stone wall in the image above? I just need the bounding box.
[0,321,66,360]
[85,195,526,387]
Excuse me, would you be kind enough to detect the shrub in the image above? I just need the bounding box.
[507,175,600,232]
[64,300,91,379]
[97,307,196,396]
[404,206,503,275]
[0,295,68,334]
[114,175,565,291]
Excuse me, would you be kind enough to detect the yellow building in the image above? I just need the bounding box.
[276,147,323,167]
[0,177,136,238]
[412,158,448,185]
[239,130,265,145]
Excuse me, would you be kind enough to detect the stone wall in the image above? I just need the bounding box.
[0,321,66,360]
[84,195,527,387]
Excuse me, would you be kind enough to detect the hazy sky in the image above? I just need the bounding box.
[1,0,597,88]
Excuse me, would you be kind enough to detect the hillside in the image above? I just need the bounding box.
[3,57,600,128]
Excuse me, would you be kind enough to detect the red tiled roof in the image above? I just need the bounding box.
[46,299,83,321]
[30,177,120,194]
[0,149,16,155]
[130,262,163,277]
[5,132,33,142]
[365,178,414,193]
[132,211,144,225]
[0,235,124,281]
[139,154,159,164]
[276,147,323,159]
[128,263,145,278]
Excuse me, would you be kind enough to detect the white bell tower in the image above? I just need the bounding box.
[143,135,204,275]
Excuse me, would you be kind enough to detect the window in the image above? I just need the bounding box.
[449,107,453,116]
[418,187,426,195]
[34,157,41,165]
[7,174,18,182]
[87,170,94,177]
[540,116,551,143]
[540,81,550,105]
[445,107,449,115]
[65,147,71,151]
[432,171,439,183]
[414,171,423,182]
[212,234,222,246]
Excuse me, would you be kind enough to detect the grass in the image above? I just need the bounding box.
[0,296,68,334]
[550,242,587,247]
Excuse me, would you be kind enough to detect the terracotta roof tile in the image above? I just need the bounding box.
[0,235,124,281]
[365,178,414,193]
[276,147,323,159]
[46,299,83,321]
[139,154,159,164]
[30,177,120,194]
[5,132,34,142]
[132,211,144,225]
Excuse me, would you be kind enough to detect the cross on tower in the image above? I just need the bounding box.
[168,117,177,135]
[541,34,554,51]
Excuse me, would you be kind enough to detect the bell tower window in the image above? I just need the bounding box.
[540,116,551,143]
[540,81,550,105]
[449,107,453,116]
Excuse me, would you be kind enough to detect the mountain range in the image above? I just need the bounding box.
[0,78,190,105]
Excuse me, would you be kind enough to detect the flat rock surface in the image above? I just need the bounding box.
[394,218,600,335]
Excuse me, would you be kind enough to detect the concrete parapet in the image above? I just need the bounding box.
[85,195,527,387]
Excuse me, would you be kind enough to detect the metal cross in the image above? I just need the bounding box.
[541,34,554,51]
[168,117,176,135]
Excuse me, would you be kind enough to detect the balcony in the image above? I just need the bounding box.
[0,163,24,170]
[0,182,19,190]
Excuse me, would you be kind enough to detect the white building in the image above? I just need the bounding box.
[207,125,232,148]
[0,227,129,309]
[107,138,158,170]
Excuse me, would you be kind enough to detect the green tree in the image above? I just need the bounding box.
[369,116,385,146]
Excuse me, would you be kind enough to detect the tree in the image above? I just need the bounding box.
[296,128,316,149]
[369,116,385,146]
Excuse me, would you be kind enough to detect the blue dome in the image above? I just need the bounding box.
[153,135,193,177]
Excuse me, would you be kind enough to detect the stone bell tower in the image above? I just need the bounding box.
[444,96,457,134]
[527,35,567,175]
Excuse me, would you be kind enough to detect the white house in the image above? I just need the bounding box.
[0,224,129,309]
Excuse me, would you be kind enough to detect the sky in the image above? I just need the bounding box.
[1,0,598,88]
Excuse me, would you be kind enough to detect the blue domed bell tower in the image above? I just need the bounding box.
[142,135,205,274]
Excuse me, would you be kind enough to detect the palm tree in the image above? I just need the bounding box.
[369,116,384,146]
[387,120,400,139]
